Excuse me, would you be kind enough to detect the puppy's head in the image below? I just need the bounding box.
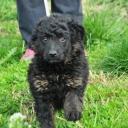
[30,14,84,63]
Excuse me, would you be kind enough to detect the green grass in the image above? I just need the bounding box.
[101,41,128,75]
[89,0,128,7]
[84,0,128,74]
[0,0,128,128]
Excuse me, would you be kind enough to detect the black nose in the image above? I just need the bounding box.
[48,50,57,57]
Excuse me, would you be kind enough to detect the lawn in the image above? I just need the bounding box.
[0,0,128,128]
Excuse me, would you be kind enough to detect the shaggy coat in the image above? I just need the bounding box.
[28,14,89,128]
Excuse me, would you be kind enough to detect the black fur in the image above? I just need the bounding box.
[28,14,89,128]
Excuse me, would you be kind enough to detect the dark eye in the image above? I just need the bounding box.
[43,37,48,41]
[59,37,66,43]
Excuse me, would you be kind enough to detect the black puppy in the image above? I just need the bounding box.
[28,14,89,128]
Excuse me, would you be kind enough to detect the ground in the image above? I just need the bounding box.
[0,0,128,128]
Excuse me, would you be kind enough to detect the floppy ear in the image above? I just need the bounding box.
[68,20,85,57]
[28,32,38,56]
[29,29,38,52]
[29,19,43,53]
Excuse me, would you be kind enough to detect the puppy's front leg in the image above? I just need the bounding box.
[64,89,83,121]
[29,73,54,128]
[34,98,54,128]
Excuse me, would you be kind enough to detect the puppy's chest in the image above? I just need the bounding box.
[47,73,61,83]
[33,73,69,92]
[33,70,83,92]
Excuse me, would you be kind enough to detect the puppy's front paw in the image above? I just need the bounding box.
[64,92,83,121]
[64,110,81,121]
